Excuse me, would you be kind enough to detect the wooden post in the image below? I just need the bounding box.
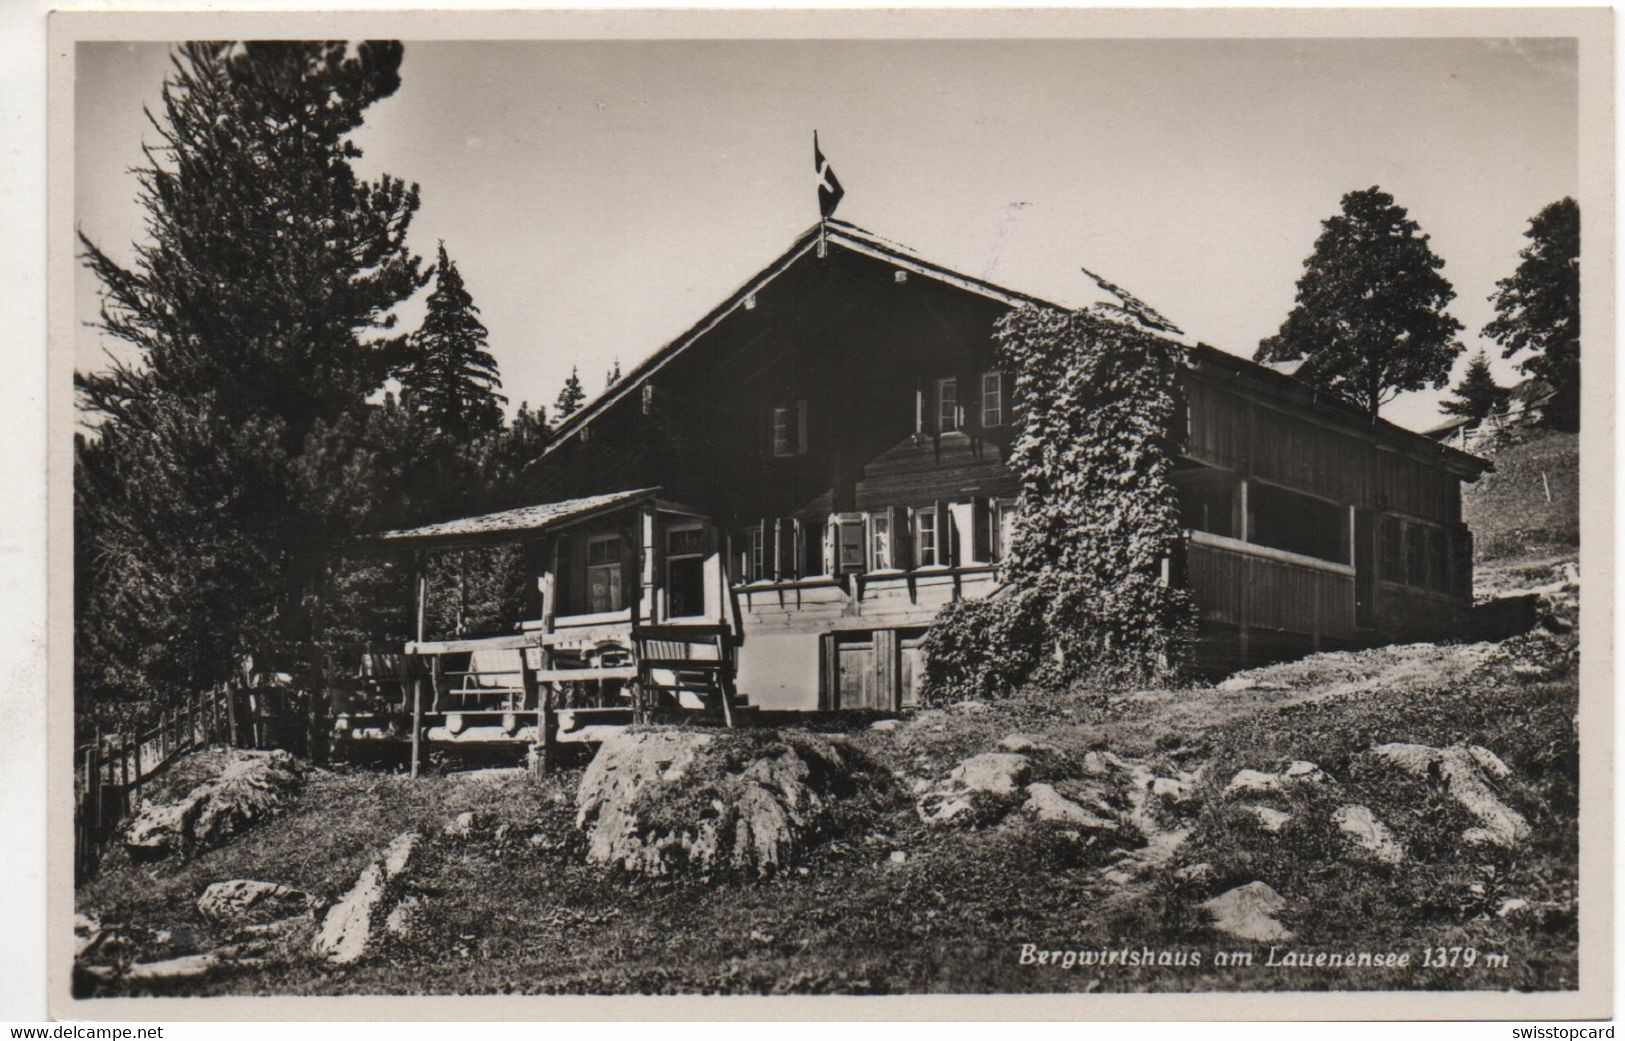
[640,506,656,624]
[410,550,427,780]
[409,676,423,779]
[226,683,240,748]
[119,731,130,814]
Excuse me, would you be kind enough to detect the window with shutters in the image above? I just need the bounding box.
[914,508,938,567]
[981,371,1004,428]
[771,401,808,457]
[987,499,1016,563]
[936,378,960,433]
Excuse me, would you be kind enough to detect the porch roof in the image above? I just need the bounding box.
[342,487,660,553]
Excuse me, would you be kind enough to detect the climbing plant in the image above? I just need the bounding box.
[922,306,1194,701]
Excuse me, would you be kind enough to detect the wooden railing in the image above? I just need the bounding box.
[74,684,240,884]
[1185,530,1356,641]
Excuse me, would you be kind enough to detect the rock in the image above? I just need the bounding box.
[383,896,423,941]
[121,953,221,984]
[312,831,420,964]
[1174,861,1216,885]
[125,749,304,860]
[908,777,932,795]
[1497,897,1532,919]
[576,728,862,876]
[1242,805,1291,833]
[951,700,990,715]
[1200,882,1293,942]
[908,710,949,731]
[949,753,1031,795]
[74,914,101,960]
[916,789,980,827]
[1332,805,1405,864]
[1370,742,1530,847]
[1217,675,1289,692]
[444,811,478,838]
[196,880,310,925]
[869,719,901,732]
[998,733,1054,754]
[1225,761,1326,797]
[888,850,907,865]
[1151,776,1195,807]
[1283,761,1327,784]
[1467,745,1512,780]
[1224,769,1281,796]
[1022,783,1117,829]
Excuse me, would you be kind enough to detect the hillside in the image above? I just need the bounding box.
[75,432,1582,998]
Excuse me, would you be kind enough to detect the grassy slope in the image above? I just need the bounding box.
[79,433,1580,997]
[1463,429,1579,563]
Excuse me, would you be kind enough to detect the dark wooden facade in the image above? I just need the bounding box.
[361,219,1489,721]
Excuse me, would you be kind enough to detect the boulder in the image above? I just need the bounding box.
[125,749,304,860]
[1241,805,1291,833]
[1201,882,1293,942]
[1370,742,1529,847]
[312,831,420,964]
[196,880,310,925]
[1332,804,1405,864]
[869,719,901,732]
[916,789,980,828]
[1225,761,1327,797]
[1022,783,1116,830]
[383,896,424,942]
[1468,745,1512,780]
[444,811,479,838]
[1151,776,1195,807]
[998,733,1056,754]
[576,729,864,876]
[949,752,1032,795]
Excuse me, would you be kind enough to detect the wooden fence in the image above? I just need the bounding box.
[73,682,305,884]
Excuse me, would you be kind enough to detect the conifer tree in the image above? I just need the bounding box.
[1440,350,1512,423]
[75,42,425,715]
[554,365,586,421]
[1257,186,1464,416]
[605,359,622,389]
[1484,197,1580,430]
[398,243,506,437]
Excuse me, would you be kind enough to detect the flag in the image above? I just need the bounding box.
[814,131,844,219]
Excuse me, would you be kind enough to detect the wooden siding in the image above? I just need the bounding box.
[1184,376,1463,526]
[1187,537,1356,641]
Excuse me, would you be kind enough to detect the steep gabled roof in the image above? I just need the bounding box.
[540,219,1488,478]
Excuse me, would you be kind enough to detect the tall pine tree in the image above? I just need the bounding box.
[1440,349,1512,423]
[554,365,586,421]
[76,42,425,720]
[1257,186,1464,416]
[1484,197,1580,431]
[604,358,622,388]
[398,243,506,437]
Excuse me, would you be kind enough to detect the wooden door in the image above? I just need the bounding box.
[835,636,878,710]
[898,632,926,708]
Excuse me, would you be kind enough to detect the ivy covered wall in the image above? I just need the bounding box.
[921,306,1194,699]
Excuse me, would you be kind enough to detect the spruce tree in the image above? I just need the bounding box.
[605,358,622,389]
[1257,186,1464,416]
[1484,198,1580,430]
[398,243,506,437]
[76,42,425,716]
[554,366,586,421]
[1440,350,1512,423]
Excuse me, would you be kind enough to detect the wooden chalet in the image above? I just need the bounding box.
[329,219,1490,764]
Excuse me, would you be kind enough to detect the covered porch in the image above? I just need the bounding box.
[321,487,745,775]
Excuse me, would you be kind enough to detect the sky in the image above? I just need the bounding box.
[75,37,1579,433]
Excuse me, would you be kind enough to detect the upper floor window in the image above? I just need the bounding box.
[771,401,808,457]
[936,378,960,434]
[981,371,1004,428]
[869,512,892,571]
[914,507,939,567]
